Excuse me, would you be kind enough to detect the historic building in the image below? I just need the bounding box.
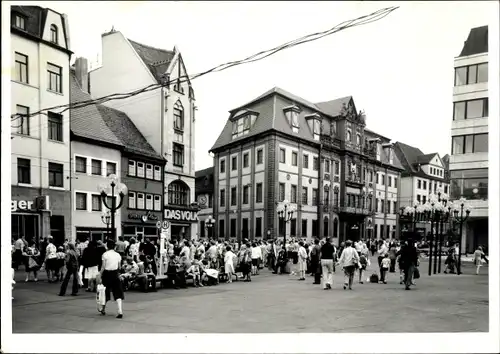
[195,167,215,239]
[10,5,73,245]
[450,25,489,251]
[89,30,198,240]
[209,87,403,244]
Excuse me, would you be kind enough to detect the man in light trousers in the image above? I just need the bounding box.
[320,238,336,290]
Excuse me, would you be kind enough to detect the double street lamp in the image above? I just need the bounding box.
[205,215,216,239]
[276,199,296,245]
[98,174,128,241]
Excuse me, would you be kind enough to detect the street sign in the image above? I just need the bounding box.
[156,220,170,230]
[156,221,162,229]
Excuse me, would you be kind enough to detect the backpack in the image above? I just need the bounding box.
[369,273,379,283]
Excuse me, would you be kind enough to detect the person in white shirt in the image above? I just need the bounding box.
[338,240,360,290]
[251,243,262,275]
[45,236,58,282]
[297,242,308,280]
[180,241,191,261]
[224,246,237,283]
[99,239,124,318]
[13,236,26,270]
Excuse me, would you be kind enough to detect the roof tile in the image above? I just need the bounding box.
[128,39,175,83]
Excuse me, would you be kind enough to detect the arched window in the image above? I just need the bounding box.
[333,218,338,238]
[173,101,184,131]
[324,185,330,205]
[356,133,361,145]
[346,129,352,142]
[168,180,190,206]
[50,24,58,44]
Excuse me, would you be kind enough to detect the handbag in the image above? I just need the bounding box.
[28,257,39,269]
[413,267,420,279]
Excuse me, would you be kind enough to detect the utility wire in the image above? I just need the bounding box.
[11,6,399,125]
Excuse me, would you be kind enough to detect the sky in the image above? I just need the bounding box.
[15,1,496,170]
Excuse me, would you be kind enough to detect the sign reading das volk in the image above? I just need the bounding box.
[164,208,198,221]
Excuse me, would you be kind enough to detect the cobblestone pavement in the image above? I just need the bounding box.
[11,258,488,333]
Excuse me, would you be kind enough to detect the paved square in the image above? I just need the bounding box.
[12,258,488,333]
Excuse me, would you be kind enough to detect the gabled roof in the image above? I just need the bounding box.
[128,39,176,83]
[416,153,436,164]
[459,26,488,57]
[96,105,164,161]
[315,96,352,117]
[393,142,448,181]
[70,71,124,147]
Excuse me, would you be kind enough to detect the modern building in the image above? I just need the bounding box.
[393,142,450,238]
[209,87,403,244]
[195,167,215,239]
[10,5,73,245]
[70,58,165,242]
[89,30,198,240]
[450,25,489,251]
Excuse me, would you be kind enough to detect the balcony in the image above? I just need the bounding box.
[345,173,364,188]
[320,135,342,149]
[339,206,371,216]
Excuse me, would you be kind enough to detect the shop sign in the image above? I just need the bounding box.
[128,211,159,222]
[11,195,49,212]
[164,209,199,222]
[11,200,34,212]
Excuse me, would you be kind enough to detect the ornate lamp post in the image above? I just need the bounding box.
[101,210,111,239]
[276,199,296,245]
[98,174,127,241]
[451,198,471,275]
[205,215,216,239]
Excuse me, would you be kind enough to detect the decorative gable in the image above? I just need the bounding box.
[231,110,259,139]
[283,105,300,133]
[305,113,322,141]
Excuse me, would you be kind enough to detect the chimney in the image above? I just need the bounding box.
[75,57,89,93]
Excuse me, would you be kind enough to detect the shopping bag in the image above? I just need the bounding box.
[96,284,106,311]
[28,257,39,269]
[77,271,84,286]
[413,267,420,279]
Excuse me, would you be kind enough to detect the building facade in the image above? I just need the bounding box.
[450,25,489,251]
[10,5,73,245]
[209,87,403,244]
[89,30,198,240]
[393,142,450,238]
[195,167,215,239]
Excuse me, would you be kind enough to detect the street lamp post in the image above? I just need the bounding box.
[452,198,471,275]
[276,199,296,245]
[101,210,111,239]
[98,174,127,241]
[206,215,216,240]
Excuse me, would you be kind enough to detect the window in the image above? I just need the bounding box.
[292,152,298,166]
[312,188,318,206]
[128,160,136,176]
[324,218,329,237]
[313,119,321,140]
[256,183,263,203]
[243,185,249,204]
[454,99,488,120]
[394,177,398,187]
[154,165,161,180]
[220,189,226,207]
[417,179,421,189]
[220,159,226,174]
[291,219,297,237]
[146,194,153,210]
[228,156,237,171]
[334,161,340,175]
[17,158,31,184]
[14,53,28,83]
[256,217,262,238]
[279,183,285,202]
[50,24,58,44]
[257,149,263,164]
[48,112,63,141]
[347,130,352,141]
[173,143,184,167]
[91,159,102,175]
[388,176,392,187]
[313,157,319,171]
[380,199,385,213]
[137,193,145,209]
[356,134,361,145]
[302,187,308,205]
[231,187,237,206]
[387,200,391,214]
[219,220,225,239]
[76,193,87,210]
[422,180,427,190]
[106,162,116,176]
[48,162,63,187]
[14,105,30,135]
[444,185,448,194]
[393,201,397,214]
[455,63,488,86]
[451,169,488,200]
[146,164,153,179]
[302,219,308,238]
[14,14,26,29]
[128,192,136,209]
[154,195,161,211]
[381,175,385,186]
[168,181,190,206]
[279,148,286,163]
[324,160,330,173]
[312,220,319,237]
[303,155,309,169]
[231,115,252,139]
[75,156,86,173]
[243,153,249,168]
[291,185,297,203]
[230,219,237,238]
[47,63,62,93]
[422,195,427,204]
[173,101,184,131]
[90,195,101,211]
[452,134,488,154]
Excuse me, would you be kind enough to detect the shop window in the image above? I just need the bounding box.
[11,214,39,242]
[255,217,262,238]
[333,218,338,238]
[50,215,65,245]
[302,219,308,238]
[230,219,237,238]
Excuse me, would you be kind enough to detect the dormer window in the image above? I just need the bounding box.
[14,14,26,30]
[50,24,58,44]
[231,112,257,139]
[284,105,300,133]
[313,119,321,140]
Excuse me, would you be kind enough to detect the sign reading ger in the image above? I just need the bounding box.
[164,209,199,222]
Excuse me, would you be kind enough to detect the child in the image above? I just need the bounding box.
[55,246,66,282]
[187,257,202,287]
[380,254,391,284]
[358,253,368,284]
[224,246,236,283]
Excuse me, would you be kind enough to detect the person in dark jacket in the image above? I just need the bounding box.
[142,238,157,275]
[59,243,79,296]
[96,240,107,270]
[320,238,336,290]
[82,241,100,292]
[310,239,322,285]
[399,239,419,290]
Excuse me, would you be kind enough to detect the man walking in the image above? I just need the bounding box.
[99,239,124,318]
[310,239,322,285]
[400,239,418,290]
[320,238,336,290]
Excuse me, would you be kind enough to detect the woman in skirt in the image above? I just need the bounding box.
[297,241,307,280]
[22,241,40,282]
[99,239,124,319]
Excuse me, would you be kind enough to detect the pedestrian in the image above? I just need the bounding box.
[473,246,486,275]
[377,241,389,280]
[297,241,307,281]
[399,239,419,290]
[358,252,368,284]
[320,237,336,290]
[45,236,58,283]
[310,239,322,285]
[115,237,127,258]
[389,244,397,273]
[13,235,26,270]
[224,246,236,283]
[99,239,124,318]
[22,240,40,282]
[82,240,100,292]
[338,240,360,290]
[59,243,79,296]
[251,242,262,275]
[380,254,390,284]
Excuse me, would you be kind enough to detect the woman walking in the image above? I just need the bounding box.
[224,246,236,283]
[59,243,79,296]
[99,239,124,318]
[22,241,40,282]
[297,241,308,281]
[338,240,360,290]
[473,246,486,275]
